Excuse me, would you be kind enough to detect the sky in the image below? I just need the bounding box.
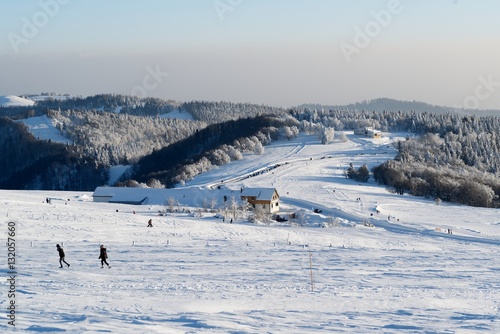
[1,0,500,109]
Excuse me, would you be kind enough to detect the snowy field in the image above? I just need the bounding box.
[1,133,499,333]
[0,95,35,107]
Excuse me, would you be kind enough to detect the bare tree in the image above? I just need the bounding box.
[167,196,177,212]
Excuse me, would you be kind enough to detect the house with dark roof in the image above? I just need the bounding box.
[240,188,280,213]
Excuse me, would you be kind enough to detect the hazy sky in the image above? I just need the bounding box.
[1,0,499,109]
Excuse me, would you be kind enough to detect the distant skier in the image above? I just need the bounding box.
[56,244,70,268]
[99,244,111,268]
[147,219,153,227]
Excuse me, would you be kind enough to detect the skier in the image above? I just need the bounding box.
[147,219,153,227]
[99,244,111,268]
[56,244,70,268]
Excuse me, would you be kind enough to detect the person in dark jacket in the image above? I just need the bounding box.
[99,244,111,268]
[147,219,153,227]
[56,244,70,268]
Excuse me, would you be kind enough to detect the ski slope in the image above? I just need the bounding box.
[0,133,499,333]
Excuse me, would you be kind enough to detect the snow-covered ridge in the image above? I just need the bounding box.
[0,95,35,107]
[17,110,194,144]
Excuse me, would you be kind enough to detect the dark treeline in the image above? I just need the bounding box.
[0,106,43,120]
[0,117,107,190]
[128,115,284,187]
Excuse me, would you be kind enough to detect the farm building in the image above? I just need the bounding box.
[354,127,382,138]
[92,187,148,205]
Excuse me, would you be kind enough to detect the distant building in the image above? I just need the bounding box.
[92,187,115,203]
[240,188,280,213]
[92,187,148,205]
[355,126,382,138]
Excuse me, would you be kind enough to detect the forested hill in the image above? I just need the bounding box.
[0,95,288,191]
[300,98,500,116]
[35,94,180,116]
[0,118,107,190]
[127,115,285,187]
[181,101,287,123]
[28,94,287,123]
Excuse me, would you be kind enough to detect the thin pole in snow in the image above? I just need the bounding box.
[309,248,314,292]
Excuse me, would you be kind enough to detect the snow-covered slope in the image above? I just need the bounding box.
[160,109,194,120]
[0,133,498,333]
[0,95,35,107]
[18,115,72,144]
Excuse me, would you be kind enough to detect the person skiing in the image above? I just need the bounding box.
[147,219,153,227]
[56,244,70,268]
[99,244,111,268]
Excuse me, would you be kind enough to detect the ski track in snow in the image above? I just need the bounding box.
[0,133,499,333]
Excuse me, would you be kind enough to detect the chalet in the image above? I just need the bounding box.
[240,187,280,213]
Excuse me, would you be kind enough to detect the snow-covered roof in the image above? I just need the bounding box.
[92,187,116,197]
[240,188,277,201]
[240,188,261,197]
[109,195,148,205]
[92,186,240,206]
